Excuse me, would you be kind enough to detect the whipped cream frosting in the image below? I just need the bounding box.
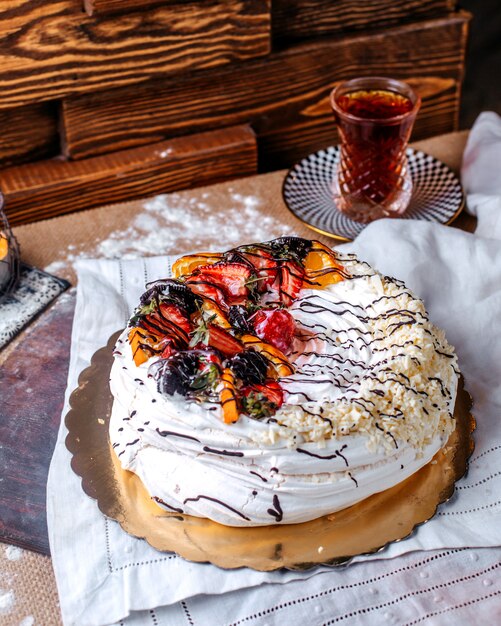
[109,252,459,526]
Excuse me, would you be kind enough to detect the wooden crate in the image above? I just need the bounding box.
[61,14,470,166]
[1,126,257,225]
[0,2,470,224]
[272,0,456,43]
[83,0,175,15]
[0,0,270,109]
[0,103,59,168]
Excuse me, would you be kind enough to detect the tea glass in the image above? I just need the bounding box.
[330,77,421,224]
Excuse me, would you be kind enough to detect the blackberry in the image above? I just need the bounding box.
[164,281,202,314]
[269,237,312,262]
[140,279,202,314]
[224,249,255,268]
[150,351,199,396]
[228,305,253,333]
[229,350,269,385]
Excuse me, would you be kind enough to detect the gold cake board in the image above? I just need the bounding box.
[65,332,475,571]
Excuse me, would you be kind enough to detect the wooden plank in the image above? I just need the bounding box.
[0,0,270,109]
[272,0,456,43]
[0,103,59,168]
[1,125,258,226]
[61,13,470,161]
[0,290,75,555]
[258,78,461,171]
[84,0,173,16]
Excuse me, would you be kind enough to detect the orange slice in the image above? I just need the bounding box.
[128,327,163,366]
[220,368,239,424]
[172,253,224,278]
[200,300,232,330]
[304,241,344,288]
[240,335,294,377]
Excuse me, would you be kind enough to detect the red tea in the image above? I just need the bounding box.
[331,81,420,223]
[336,89,414,120]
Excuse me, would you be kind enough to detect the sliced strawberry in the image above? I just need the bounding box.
[185,273,228,310]
[141,303,192,347]
[158,303,192,333]
[190,322,244,357]
[274,259,304,306]
[251,308,296,354]
[207,325,244,357]
[257,380,284,408]
[236,248,278,292]
[193,262,252,302]
[160,341,175,359]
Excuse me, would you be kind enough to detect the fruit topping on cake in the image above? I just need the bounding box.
[127,237,345,422]
[241,380,284,419]
[251,308,296,354]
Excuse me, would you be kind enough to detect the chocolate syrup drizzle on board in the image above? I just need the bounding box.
[112,246,457,524]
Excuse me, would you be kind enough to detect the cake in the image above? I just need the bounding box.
[109,237,459,526]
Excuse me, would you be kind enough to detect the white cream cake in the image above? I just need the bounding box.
[109,237,459,526]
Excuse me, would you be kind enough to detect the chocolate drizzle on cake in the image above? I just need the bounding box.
[375,423,398,449]
[267,495,283,522]
[297,444,349,466]
[152,496,183,514]
[183,495,250,521]
[156,428,201,443]
[250,470,268,482]
[203,446,244,457]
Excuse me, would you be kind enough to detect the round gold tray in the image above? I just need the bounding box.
[65,332,475,571]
